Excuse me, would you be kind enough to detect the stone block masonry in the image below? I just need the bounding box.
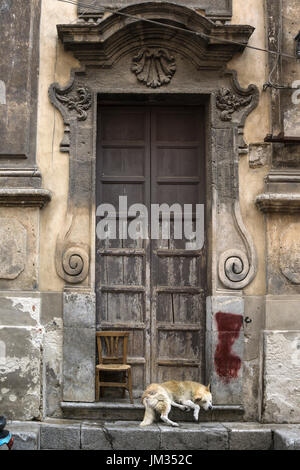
[1,420,299,450]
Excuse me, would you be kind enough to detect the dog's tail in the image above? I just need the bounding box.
[140,397,156,426]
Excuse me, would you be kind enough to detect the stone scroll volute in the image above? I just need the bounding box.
[213,73,259,291]
[49,73,93,285]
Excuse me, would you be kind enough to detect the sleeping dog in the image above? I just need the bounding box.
[140,380,212,427]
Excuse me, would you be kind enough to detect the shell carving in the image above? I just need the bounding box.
[131,48,176,88]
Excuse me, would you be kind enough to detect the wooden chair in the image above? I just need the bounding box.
[95,331,133,403]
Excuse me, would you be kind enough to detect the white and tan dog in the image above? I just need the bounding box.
[140,380,212,427]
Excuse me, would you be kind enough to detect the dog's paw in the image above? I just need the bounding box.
[178,405,189,411]
[171,422,180,427]
[193,411,199,421]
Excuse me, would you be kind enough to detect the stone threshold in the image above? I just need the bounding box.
[61,400,244,422]
[2,419,300,450]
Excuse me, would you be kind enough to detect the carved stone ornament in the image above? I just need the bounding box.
[216,87,252,121]
[56,243,90,285]
[53,84,92,121]
[131,48,176,88]
[218,202,258,290]
[50,3,259,294]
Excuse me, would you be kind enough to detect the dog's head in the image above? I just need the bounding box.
[194,384,213,411]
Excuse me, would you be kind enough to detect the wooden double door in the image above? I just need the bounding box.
[96,104,206,393]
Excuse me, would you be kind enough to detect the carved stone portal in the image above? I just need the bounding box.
[49,2,259,405]
[50,2,258,292]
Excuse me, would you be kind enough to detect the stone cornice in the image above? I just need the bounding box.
[0,188,52,209]
[256,193,300,213]
[57,2,254,67]
[77,1,233,20]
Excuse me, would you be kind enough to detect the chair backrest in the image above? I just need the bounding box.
[96,331,129,365]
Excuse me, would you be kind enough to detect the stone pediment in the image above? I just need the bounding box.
[78,1,233,20]
[57,2,254,68]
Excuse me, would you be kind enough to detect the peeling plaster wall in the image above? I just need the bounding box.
[0,294,42,420]
[230,0,269,421]
[37,0,79,293]
[28,2,78,419]
[1,0,299,423]
[230,0,269,298]
[0,292,63,420]
[262,331,300,423]
[260,0,300,423]
[281,0,300,137]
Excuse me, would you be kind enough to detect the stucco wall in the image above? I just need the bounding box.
[37,1,79,293]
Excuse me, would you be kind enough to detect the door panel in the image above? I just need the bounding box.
[96,105,206,393]
[96,107,151,391]
[150,107,206,384]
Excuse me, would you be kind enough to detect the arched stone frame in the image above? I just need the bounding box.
[49,3,259,405]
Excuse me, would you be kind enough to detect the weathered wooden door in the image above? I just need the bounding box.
[96,105,206,394]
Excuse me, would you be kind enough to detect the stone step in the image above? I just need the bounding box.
[61,400,244,422]
[274,428,300,450]
[37,420,295,450]
[0,422,40,451]
[2,419,300,450]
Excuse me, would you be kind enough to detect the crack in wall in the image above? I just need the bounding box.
[102,425,114,450]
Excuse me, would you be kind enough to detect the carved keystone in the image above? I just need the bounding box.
[131,48,176,88]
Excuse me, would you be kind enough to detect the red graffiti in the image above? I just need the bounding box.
[214,311,243,384]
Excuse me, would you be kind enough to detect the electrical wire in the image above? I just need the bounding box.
[262,0,293,91]
[57,0,297,61]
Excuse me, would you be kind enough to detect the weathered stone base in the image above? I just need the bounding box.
[1,420,299,450]
[0,422,40,450]
[274,428,300,450]
[61,400,244,422]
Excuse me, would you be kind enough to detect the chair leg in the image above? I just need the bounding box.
[95,370,100,401]
[122,372,126,398]
[128,368,133,404]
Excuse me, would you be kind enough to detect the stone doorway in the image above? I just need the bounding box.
[95,102,207,394]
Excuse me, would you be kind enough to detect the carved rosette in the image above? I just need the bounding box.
[131,48,176,88]
[216,87,252,121]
